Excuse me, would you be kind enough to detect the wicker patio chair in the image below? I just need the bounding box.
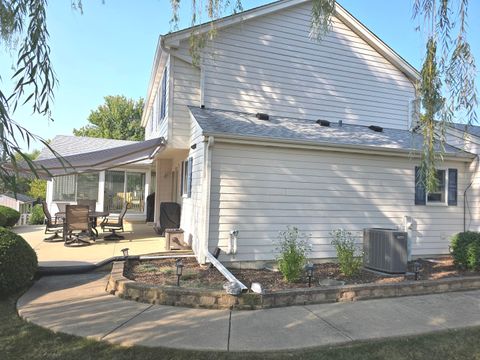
[101,202,129,241]
[42,201,64,242]
[64,205,94,247]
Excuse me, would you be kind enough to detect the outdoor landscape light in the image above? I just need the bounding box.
[414,262,421,281]
[176,258,184,286]
[305,263,315,287]
[121,248,129,258]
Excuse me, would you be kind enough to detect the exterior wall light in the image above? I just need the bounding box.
[121,248,129,258]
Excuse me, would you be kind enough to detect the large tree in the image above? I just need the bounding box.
[0,0,477,192]
[73,95,144,141]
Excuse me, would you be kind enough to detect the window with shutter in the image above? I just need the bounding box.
[415,167,458,206]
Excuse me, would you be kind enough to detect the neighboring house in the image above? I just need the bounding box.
[0,192,35,214]
[40,135,156,221]
[38,0,477,265]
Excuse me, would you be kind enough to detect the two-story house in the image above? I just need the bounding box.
[39,0,477,265]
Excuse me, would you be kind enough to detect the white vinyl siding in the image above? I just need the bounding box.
[170,56,201,148]
[209,142,467,262]
[193,1,415,130]
[145,58,170,140]
[180,120,205,257]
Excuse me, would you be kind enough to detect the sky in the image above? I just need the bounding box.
[1,0,479,152]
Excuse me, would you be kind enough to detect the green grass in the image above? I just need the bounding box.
[2,291,480,359]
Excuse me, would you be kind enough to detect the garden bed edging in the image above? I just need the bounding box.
[106,261,480,310]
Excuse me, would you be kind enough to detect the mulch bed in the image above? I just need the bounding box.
[124,256,479,293]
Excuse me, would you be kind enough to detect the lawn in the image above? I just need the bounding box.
[2,291,480,360]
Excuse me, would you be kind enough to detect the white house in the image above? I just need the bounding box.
[39,0,479,265]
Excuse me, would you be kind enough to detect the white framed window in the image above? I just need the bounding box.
[52,173,99,202]
[426,169,447,204]
[180,158,192,198]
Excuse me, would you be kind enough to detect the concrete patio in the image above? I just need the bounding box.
[13,223,167,268]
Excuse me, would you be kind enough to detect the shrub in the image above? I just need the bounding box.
[331,229,363,277]
[451,232,480,270]
[28,204,45,225]
[0,228,37,296]
[275,226,311,282]
[0,205,20,227]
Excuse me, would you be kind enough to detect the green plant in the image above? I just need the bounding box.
[451,232,480,270]
[0,228,37,296]
[28,204,45,225]
[275,226,311,283]
[0,206,20,228]
[330,229,363,277]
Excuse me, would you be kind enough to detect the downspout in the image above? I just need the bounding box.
[464,154,479,232]
[200,136,214,263]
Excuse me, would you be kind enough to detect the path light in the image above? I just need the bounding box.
[121,248,129,258]
[305,263,315,287]
[414,261,422,281]
[176,258,184,287]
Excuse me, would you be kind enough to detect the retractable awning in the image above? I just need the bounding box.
[20,137,165,179]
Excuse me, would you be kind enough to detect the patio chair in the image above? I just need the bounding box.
[64,205,94,247]
[101,202,129,241]
[42,201,64,242]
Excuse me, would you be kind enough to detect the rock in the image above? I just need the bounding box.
[250,282,263,294]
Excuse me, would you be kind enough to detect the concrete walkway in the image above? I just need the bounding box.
[17,273,480,352]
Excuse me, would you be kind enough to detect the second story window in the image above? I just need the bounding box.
[160,67,167,120]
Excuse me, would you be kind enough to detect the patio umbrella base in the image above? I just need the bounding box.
[44,232,63,242]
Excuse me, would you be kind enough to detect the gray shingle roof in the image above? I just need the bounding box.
[449,123,480,138]
[189,107,470,156]
[37,135,138,160]
[1,192,35,203]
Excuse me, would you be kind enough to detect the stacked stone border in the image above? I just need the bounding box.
[107,261,480,310]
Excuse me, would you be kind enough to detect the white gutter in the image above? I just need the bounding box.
[205,132,475,161]
[206,252,248,291]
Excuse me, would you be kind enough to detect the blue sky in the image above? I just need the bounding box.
[1,0,479,152]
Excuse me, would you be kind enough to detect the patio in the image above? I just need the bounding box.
[13,223,169,268]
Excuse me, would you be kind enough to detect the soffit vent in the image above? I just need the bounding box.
[369,125,383,133]
[316,119,331,127]
[256,113,269,121]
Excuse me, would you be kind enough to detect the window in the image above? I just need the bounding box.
[160,67,167,120]
[77,173,100,200]
[53,173,99,201]
[426,170,446,203]
[104,170,146,213]
[415,167,457,206]
[180,158,192,198]
[53,175,76,201]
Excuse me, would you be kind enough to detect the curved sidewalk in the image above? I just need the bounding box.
[17,273,480,352]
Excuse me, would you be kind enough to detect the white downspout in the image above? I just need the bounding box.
[200,136,214,263]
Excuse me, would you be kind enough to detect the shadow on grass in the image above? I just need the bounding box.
[2,289,480,360]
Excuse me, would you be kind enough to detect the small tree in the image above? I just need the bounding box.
[275,226,311,283]
[331,229,363,277]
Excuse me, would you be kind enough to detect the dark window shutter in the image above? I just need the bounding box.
[187,157,193,198]
[448,168,458,206]
[180,161,185,195]
[415,166,426,205]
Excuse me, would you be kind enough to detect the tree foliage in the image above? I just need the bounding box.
[73,95,144,141]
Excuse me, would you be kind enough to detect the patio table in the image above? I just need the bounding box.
[55,211,110,237]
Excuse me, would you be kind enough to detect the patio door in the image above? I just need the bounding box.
[104,170,146,213]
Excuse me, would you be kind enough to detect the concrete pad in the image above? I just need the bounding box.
[306,298,444,340]
[228,306,349,351]
[395,291,480,328]
[103,305,230,350]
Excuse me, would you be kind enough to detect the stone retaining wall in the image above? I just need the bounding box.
[107,261,480,310]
